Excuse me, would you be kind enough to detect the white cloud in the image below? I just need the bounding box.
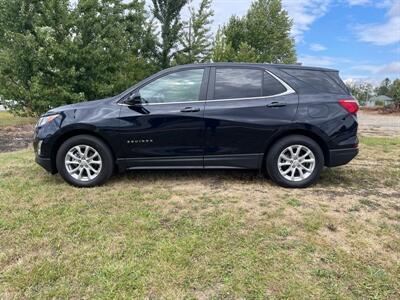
[355,1,400,45]
[352,61,400,74]
[346,0,371,6]
[298,55,334,67]
[380,61,400,73]
[309,43,327,51]
[186,0,332,41]
[343,76,381,86]
[282,0,331,41]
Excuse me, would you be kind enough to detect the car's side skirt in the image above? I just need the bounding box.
[116,153,263,172]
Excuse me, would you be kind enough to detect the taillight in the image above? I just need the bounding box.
[339,99,359,114]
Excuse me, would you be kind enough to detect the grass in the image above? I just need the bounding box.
[0,111,36,127]
[0,137,399,298]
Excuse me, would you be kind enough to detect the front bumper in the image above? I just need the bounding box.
[35,154,56,174]
[34,133,57,174]
[326,148,359,167]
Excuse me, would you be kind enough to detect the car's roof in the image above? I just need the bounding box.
[167,62,338,73]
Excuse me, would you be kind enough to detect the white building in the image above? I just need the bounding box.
[365,95,394,107]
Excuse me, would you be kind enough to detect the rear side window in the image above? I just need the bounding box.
[282,69,347,94]
[263,72,287,96]
[214,68,262,100]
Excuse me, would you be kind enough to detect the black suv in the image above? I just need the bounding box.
[34,63,359,188]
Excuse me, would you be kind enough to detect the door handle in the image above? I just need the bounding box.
[267,101,286,107]
[180,107,200,112]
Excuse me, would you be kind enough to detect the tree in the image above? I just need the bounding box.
[387,79,400,109]
[151,0,188,68]
[176,0,214,64]
[212,27,235,62]
[216,0,296,63]
[375,78,391,96]
[346,81,374,106]
[73,0,157,100]
[234,42,259,62]
[0,0,83,115]
[222,16,246,53]
[0,0,157,115]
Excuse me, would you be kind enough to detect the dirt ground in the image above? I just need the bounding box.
[0,110,398,153]
[0,124,35,152]
[358,109,400,137]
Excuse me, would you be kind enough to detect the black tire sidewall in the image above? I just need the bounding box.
[56,135,114,187]
[266,135,324,188]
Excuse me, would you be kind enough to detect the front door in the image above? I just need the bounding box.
[118,67,208,168]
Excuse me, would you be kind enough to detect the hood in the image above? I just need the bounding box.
[46,97,116,115]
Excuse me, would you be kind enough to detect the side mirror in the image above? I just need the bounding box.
[124,92,142,106]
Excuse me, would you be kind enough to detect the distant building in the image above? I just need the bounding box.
[365,95,394,107]
[0,105,6,111]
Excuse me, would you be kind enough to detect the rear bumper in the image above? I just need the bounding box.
[326,148,358,167]
[35,155,56,174]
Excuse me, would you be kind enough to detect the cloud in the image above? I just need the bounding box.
[343,76,381,86]
[346,0,371,5]
[309,43,327,51]
[352,61,400,74]
[282,0,331,41]
[196,0,332,41]
[355,1,400,45]
[298,55,334,66]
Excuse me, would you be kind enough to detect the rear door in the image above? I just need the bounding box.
[203,66,298,169]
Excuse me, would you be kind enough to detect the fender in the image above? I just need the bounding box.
[259,123,331,169]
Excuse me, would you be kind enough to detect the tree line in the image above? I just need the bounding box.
[347,78,400,109]
[0,0,295,115]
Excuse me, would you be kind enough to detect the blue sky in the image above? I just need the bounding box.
[178,0,400,85]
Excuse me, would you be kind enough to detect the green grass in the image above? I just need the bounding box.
[360,136,400,147]
[0,137,399,298]
[0,111,36,127]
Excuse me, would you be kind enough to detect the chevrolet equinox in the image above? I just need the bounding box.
[34,63,359,188]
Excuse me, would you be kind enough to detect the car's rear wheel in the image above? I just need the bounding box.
[266,135,324,188]
[56,135,114,187]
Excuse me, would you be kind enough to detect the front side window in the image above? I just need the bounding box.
[214,68,263,100]
[140,69,204,104]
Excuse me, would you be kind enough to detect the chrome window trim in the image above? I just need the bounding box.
[117,70,295,106]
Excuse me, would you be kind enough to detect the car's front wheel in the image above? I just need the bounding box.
[56,135,114,187]
[266,135,324,188]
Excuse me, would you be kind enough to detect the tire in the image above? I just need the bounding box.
[266,135,324,188]
[56,135,114,187]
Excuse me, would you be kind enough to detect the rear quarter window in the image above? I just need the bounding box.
[282,69,347,94]
[263,72,287,96]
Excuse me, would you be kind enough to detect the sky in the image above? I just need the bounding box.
[176,0,400,85]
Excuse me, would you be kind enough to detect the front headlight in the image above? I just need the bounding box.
[37,114,60,127]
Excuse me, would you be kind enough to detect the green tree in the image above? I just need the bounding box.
[216,0,296,63]
[346,81,374,106]
[73,0,156,100]
[151,0,188,68]
[388,79,400,109]
[212,27,235,62]
[244,0,296,63]
[176,0,214,64]
[221,16,246,54]
[0,0,83,115]
[375,78,391,96]
[0,0,157,115]
[235,42,259,62]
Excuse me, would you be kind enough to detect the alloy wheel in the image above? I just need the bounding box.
[64,145,102,182]
[277,144,316,182]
